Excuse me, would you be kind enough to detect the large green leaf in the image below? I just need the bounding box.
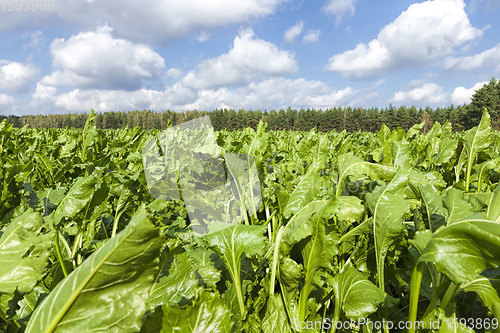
[262,294,292,333]
[0,209,52,294]
[26,207,162,333]
[47,175,96,226]
[282,161,322,218]
[459,277,500,319]
[281,200,329,254]
[336,153,396,197]
[443,188,474,225]
[204,224,266,317]
[460,109,492,192]
[418,219,500,283]
[298,215,338,322]
[332,264,385,320]
[148,252,199,310]
[161,291,233,333]
[411,183,447,232]
[366,169,411,290]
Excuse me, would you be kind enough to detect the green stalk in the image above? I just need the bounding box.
[55,230,69,277]
[269,226,284,296]
[439,282,458,310]
[111,210,124,238]
[0,311,20,329]
[331,298,341,333]
[298,270,314,323]
[230,227,246,318]
[408,262,425,333]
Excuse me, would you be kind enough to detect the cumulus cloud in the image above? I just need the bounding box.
[323,0,356,25]
[390,82,447,105]
[0,0,284,42]
[325,0,483,78]
[284,21,303,43]
[166,68,183,79]
[0,60,38,93]
[39,26,165,90]
[180,29,297,90]
[451,81,488,105]
[445,43,500,73]
[181,78,356,110]
[303,29,321,43]
[30,78,356,113]
[0,93,15,110]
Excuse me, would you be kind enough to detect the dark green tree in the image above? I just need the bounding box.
[464,78,499,129]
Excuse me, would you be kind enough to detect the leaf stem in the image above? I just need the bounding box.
[55,230,68,277]
[230,227,246,318]
[440,281,458,310]
[269,226,284,296]
[408,262,425,333]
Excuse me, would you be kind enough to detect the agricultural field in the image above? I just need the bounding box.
[0,109,499,332]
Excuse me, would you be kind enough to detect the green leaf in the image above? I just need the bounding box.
[161,291,233,333]
[186,247,221,289]
[411,183,447,232]
[204,224,266,317]
[332,264,385,320]
[262,294,292,333]
[337,196,365,223]
[148,252,199,309]
[418,219,500,283]
[443,188,474,225]
[0,209,52,295]
[81,109,97,162]
[298,215,338,322]
[282,161,322,218]
[459,277,500,319]
[26,207,162,333]
[461,109,492,191]
[336,153,396,197]
[487,184,500,222]
[281,200,329,255]
[224,152,262,219]
[366,169,411,290]
[47,176,96,226]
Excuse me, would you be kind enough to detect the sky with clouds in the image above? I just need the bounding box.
[0,0,499,115]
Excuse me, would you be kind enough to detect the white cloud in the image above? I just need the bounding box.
[0,0,284,42]
[40,26,165,90]
[451,81,488,105]
[53,88,162,112]
[284,21,303,43]
[303,29,321,43]
[0,93,15,110]
[0,60,38,93]
[390,82,447,105]
[323,0,356,25]
[30,78,356,113]
[22,30,44,50]
[180,29,297,90]
[197,31,212,42]
[445,43,500,72]
[166,68,183,79]
[182,78,356,110]
[325,0,483,78]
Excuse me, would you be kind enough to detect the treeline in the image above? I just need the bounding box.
[2,78,498,132]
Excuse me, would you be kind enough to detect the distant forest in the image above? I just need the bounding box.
[2,79,499,132]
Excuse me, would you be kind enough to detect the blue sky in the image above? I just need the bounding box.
[0,0,499,115]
